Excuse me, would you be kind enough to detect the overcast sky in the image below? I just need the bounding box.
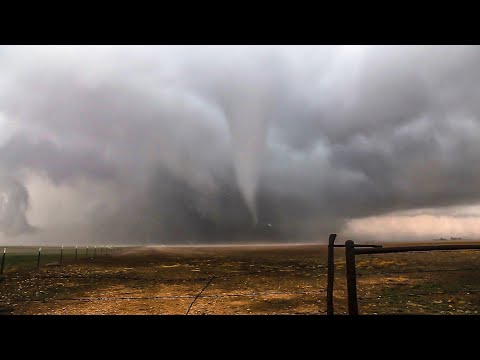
[1,45,480,244]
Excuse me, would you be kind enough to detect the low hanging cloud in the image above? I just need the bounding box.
[1,45,480,244]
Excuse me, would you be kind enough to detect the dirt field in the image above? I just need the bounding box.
[1,243,480,315]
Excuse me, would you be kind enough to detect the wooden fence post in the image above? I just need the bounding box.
[37,248,42,269]
[75,246,78,261]
[60,246,64,265]
[1,248,5,275]
[327,233,337,315]
[345,240,359,315]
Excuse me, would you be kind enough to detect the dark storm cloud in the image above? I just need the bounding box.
[1,45,480,243]
[0,134,117,184]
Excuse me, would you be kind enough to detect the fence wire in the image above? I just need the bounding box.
[0,246,329,315]
[4,244,480,315]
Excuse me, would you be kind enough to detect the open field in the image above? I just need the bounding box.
[1,243,480,315]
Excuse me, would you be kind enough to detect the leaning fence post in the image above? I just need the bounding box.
[37,247,42,269]
[327,233,337,315]
[1,248,6,275]
[60,246,64,265]
[75,246,78,261]
[345,240,359,315]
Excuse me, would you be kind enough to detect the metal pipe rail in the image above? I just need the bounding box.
[334,244,383,248]
[345,240,480,315]
[355,244,480,255]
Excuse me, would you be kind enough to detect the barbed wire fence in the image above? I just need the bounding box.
[0,246,330,315]
[2,238,480,315]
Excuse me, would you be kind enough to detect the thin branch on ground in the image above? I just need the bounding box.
[185,277,215,315]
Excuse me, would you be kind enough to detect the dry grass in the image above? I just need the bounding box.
[1,243,480,315]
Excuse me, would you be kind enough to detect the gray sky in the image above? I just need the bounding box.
[1,45,480,244]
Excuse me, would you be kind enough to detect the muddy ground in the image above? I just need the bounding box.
[1,243,480,315]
